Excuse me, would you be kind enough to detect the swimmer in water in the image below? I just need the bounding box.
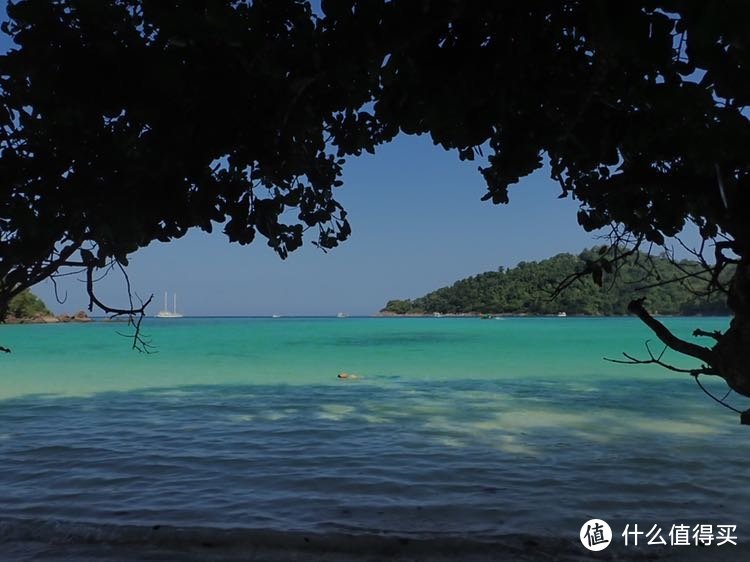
[337,372,360,380]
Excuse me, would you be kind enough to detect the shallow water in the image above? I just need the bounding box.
[0,317,747,559]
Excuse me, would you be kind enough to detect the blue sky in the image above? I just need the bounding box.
[1,2,699,316]
[36,135,605,316]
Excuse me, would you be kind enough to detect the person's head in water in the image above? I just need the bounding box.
[338,372,359,380]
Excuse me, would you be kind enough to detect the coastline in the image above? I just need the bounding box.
[3,311,91,324]
[375,311,728,318]
[2,312,731,322]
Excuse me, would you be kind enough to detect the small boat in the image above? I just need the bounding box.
[271,314,282,318]
[156,292,184,318]
[336,312,348,318]
[557,312,567,317]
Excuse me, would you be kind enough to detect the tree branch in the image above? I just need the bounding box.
[605,341,719,376]
[693,328,723,341]
[84,264,155,353]
[550,229,642,299]
[627,298,715,364]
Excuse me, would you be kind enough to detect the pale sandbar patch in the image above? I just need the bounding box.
[318,404,356,421]
[263,411,288,421]
[228,414,256,423]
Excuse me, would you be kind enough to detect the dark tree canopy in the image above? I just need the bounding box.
[2,1,750,411]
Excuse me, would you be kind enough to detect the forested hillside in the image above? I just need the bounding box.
[6,290,51,319]
[383,248,729,316]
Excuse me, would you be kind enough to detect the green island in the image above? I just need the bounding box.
[6,289,50,319]
[382,247,729,316]
[4,290,89,324]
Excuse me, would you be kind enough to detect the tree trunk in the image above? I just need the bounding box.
[627,255,750,423]
[714,258,750,398]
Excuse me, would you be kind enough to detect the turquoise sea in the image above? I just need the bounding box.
[0,316,748,560]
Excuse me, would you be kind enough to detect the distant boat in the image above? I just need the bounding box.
[156,292,184,318]
[557,312,567,317]
[271,314,282,318]
[433,312,443,318]
[336,312,348,318]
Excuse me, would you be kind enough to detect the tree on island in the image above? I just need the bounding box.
[0,289,49,352]
[7,288,50,320]
[1,1,749,418]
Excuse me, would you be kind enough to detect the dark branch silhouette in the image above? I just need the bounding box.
[83,264,154,353]
[605,341,718,377]
[626,299,714,365]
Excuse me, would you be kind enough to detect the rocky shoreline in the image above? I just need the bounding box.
[4,311,92,324]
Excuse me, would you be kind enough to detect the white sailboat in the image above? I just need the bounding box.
[156,292,184,318]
